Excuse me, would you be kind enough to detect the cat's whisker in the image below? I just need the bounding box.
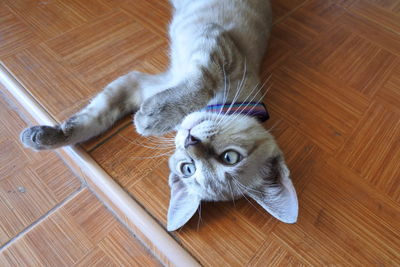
[197,203,202,231]
[141,132,176,143]
[120,134,175,150]
[215,60,247,126]
[215,62,230,124]
[222,77,272,128]
[137,137,176,148]
[231,179,264,214]
[142,138,175,146]
[235,82,272,121]
[235,58,248,97]
[227,179,236,208]
[130,145,175,159]
[145,138,175,145]
[148,135,175,141]
[231,175,265,195]
[218,74,263,126]
[267,121,280,133]
[130,151,174,160]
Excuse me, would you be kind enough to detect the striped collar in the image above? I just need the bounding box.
[201,102,270,122]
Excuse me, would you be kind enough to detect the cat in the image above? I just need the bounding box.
[21,0,298,231]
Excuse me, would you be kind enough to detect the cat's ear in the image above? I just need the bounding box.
[167,173,201,231]
[247,156,298,223]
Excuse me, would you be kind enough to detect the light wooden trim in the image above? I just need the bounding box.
[0,63,200,267]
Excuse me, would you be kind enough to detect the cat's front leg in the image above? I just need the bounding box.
[20,71,168,150]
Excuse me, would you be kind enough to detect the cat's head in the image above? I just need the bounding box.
[167,111,298,231]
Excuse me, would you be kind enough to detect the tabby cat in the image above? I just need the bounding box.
[21,0,298,231]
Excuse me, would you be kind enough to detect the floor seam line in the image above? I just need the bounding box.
[0,185,86,252]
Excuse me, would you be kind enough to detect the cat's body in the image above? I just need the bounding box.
[21,0,298,231]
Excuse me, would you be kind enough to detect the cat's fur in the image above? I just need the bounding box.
[21,0,298,231]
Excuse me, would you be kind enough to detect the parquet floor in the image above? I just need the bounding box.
[0,0,399,265]
[0,85,159,265]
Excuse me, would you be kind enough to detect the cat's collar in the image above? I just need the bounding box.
[201,102,270,122]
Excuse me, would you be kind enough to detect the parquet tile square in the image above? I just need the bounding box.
[2,44,95,121]
[0,139,28,179]
[0,189,159,266]
[367,0,400,13]
[299,25,397,97]
[339,11,400,56]
[248,236,306,266]
[266,58,369,153]
[174,200,271,266]
[0,236,41,266]
[45,10,166,89]
[75,247,117,267]
[337,102,400,202]
[267,119,322,193]
[90,126,168,188]
[0,3,39,58]
[376,61,400,112]
[56,0,114,21]
[0,198,25,245]
[0,90,80,246]
[31,210,94,266]
[0,169,57,226]
[121,0,171,38]
[98,224,160,266]
[271,0,344,51]
[128,164,170,224]
[34,156,83,202]
[63,189,118,244]
[5,0,87,39]
[270,0,307,22]
[348,0,400,33]
[272,158,400,265]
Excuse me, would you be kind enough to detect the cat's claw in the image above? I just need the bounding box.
[20,125,67,150]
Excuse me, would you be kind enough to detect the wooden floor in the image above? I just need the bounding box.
[0,84,159,265]
[1,0,400,265]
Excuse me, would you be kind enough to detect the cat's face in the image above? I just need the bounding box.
[167,111,298,231]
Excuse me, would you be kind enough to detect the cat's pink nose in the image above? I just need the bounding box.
[184,134,200,148]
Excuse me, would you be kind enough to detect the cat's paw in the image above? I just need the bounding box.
[134,96,181,136]
[20,125,68,150]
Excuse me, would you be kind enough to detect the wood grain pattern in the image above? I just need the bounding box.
[46,10,166,89]
[376,61,400,111]
[121,0,171,38]
[271,0,344,50]
[0,189,160,266]
[0,88,80,246]
[337,102,400,202]
[5,0,86,39]
[1,0,400,265]
[268,58,369,153]
[348,0,400,33]
[90,127,171,188]
[2,44,95,121]
[270,0,308,23]
[0,3,39,58]
[299,25,397,97]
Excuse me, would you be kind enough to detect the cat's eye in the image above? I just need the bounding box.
[221,150,241,165]
[180,163,196,177]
